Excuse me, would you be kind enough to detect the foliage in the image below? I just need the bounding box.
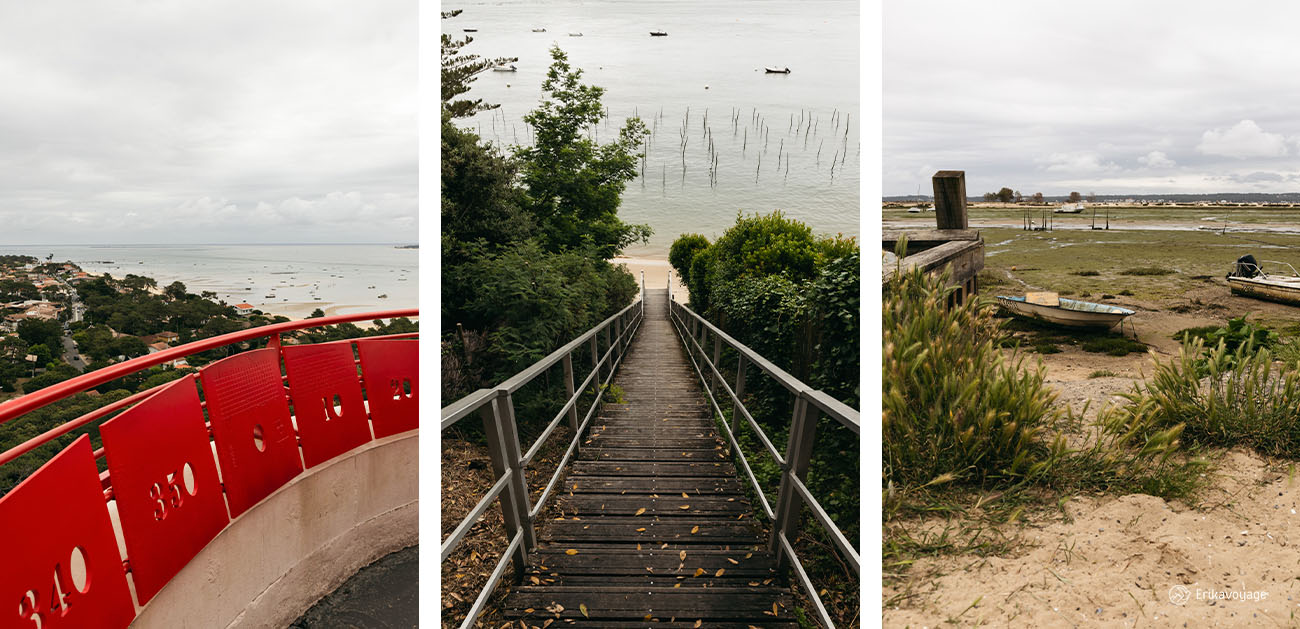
[442,117,534,250]
[1079,335,1146,356]
[443,240,636,395]
[0,390,132,497]
[1116,336,1300,457]
[667,233,709,281]
[0,279,39,302]
[884,258,1062,487]
[515,47,651,259]
[440,9,516,118]
[17,318,62,349]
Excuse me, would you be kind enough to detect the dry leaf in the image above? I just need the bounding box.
[679,505,691,510]
[636,527,646,532]
[637,543,642,550]
[694,621,703,628]
[673,583,682,588]
[565,549,579,555]
[772,602,778,616]
[530,576,540,584]
[715,568,725,577]
[679,550,687,561]
[693,568,705,577]
[579,604,589,618]
[634,507,646,516]
[682,492,690,498]
[691,526,699,534]
[726,557,739,564]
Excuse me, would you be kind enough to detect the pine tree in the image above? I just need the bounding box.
[441,10,516,118]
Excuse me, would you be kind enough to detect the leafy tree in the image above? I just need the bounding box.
[982,192,997,202]
[1069,191,1082,203]
[442,116,534,249]
[0,279,39,302]
[26,344,53,367]
[516,47,651,259]
[1014,190,1023,203]
[441,10,516,118]
[1032,192,1044,203]
[308,308,326,319]
[164,281,187,300]
[997,187,1014,203]
[668,233,710,281]
[17,318,62,349]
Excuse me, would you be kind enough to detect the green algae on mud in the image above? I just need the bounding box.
[977,227,1300,303]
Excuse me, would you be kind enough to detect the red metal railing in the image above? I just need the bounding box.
[0,309,418,628]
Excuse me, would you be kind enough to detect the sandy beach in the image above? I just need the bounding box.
[611,256,688,301]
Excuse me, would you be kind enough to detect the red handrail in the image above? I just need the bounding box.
[0,308,418,425]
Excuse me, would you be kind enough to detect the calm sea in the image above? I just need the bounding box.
[1,244,417,319]
[446,0,861,257]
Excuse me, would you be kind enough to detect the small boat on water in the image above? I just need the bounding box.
[463,28,477,32]
[532,28,547,32]
[650,31,667,36]
[1054,203,1086,214]
[764,66,792,74]
[997,292,1135,329]
[1226,254,1300,306]
[569,32,583,37]
[492,64,518,72]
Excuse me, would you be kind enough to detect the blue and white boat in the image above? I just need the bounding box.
[997,293,1135,329]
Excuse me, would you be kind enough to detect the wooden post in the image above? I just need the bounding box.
[932,170,968,230]
[770,394,819,571]
[733,355,748,431]
[493,391,537,552]
[480,399,531,573]
[562,353,579,433]
[710,333,723,394]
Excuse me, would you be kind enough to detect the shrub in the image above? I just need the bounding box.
[668,233,709,280]
[1080,335,1146,356]
[1072,270,1101,276]
[884,257,1062,487]
[1120,267,1173,276]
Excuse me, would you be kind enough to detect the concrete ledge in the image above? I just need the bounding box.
[131,431,418,629]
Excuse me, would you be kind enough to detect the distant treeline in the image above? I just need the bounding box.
[886,192,1300,203]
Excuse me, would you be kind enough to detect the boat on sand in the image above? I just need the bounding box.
[1226,254,1300,306]
[997,292,1135,329]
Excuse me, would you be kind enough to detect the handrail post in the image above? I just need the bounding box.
[770,393,819,572]
[733,355,747,431]
[710,333,722,394]
[493,389,537,552]
[602,324,612,376]
[667,269,672,303]
[478,401,530,574]
[562,353,579,433]
[589,337,601,383]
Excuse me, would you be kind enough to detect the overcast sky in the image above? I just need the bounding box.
[885,1,1300,197]
[0,1,414,245]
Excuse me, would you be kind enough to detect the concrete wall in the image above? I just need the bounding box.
[130,431,418,629]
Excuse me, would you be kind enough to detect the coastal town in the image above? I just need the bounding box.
[0,254,417,402]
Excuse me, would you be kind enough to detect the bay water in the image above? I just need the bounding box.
[446,0,861,257]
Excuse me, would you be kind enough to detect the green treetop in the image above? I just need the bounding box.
[441,10,516,118]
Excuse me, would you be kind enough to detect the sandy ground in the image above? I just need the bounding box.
[884,280,1300,627]
[612,256,689,300]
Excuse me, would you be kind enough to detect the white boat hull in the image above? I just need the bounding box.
[1228,276,1300,306]
[997,297,1134,328]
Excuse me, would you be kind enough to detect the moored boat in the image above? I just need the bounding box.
[1226,254,1300,306]
[532,28,547,32]
[996,292,1135,329]
[650,31,667,36]
[1054,202,1085,214]
[764,66,791,74]
[569,32,583,36]
[492,64,518,72]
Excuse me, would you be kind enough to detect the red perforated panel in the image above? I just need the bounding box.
[200,348,303,518]
[0,435,136,629]
[99,377,229,604]
[282,343,372,468]
[356,339,418,438]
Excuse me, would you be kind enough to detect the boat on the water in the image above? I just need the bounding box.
[492,64,518,72]
[765,66,792,74]
[569,32,583,36]
[650,31,667,36]
[463,28,477,32]
[1226,254,1300,306]
[1054,203,1085,214]
[532,28,547,32]
[997,292,1135,329]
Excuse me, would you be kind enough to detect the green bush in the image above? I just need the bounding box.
[668,233,709,280]
[1080,335,1146,356]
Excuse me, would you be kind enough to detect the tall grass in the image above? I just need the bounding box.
[1117,336,1300,457]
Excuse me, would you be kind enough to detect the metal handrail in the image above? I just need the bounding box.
[666,295,859,629]
[0,308,420,425]
[439,278,645,629]
[0,310,419,467]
